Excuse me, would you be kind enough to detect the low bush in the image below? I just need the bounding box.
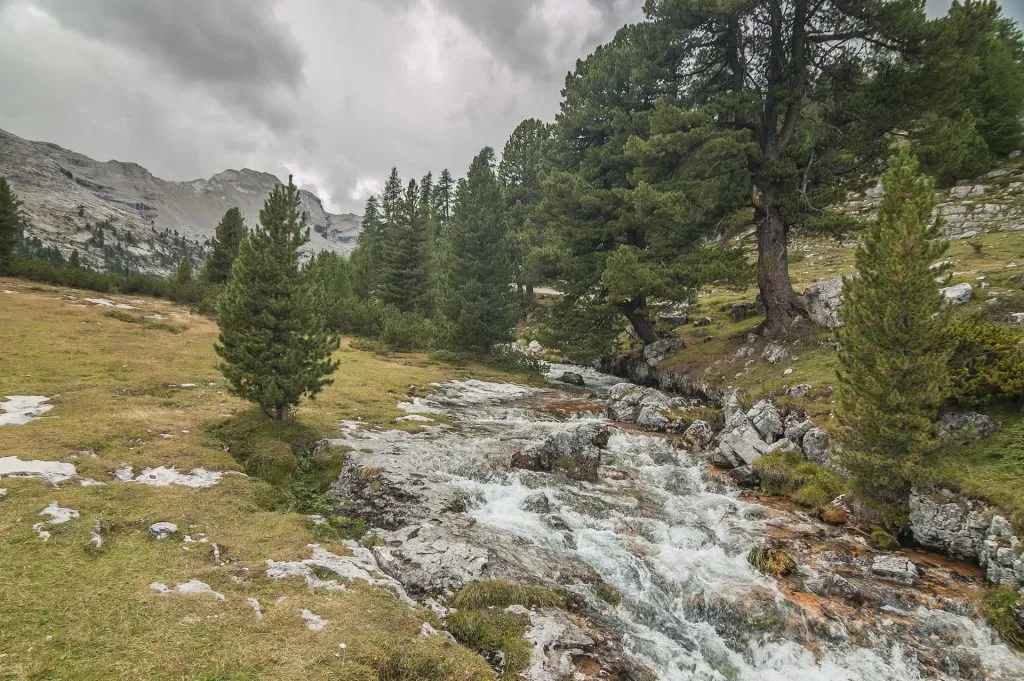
[947,317,1024,405]
[754,452,845,514]
[379,305,435,352]
[982,587,1023,651]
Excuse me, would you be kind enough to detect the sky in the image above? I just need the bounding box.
[0,0,1021,214]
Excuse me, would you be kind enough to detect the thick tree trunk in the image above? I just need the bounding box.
[755,188,805,336]
[622,296,661,346]
[274,405,289,421]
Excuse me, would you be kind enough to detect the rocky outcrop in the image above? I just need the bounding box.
[600,356,726,403]
[939,412,998,440]
[511,423,609,482]
[746,400,783,444]
[605,383,693,432]
[802,277,849,328]
[910,489,1024,588]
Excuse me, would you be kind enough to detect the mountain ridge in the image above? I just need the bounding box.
[0,127,362,275]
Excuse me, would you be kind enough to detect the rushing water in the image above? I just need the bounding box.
[338,370,1024,681]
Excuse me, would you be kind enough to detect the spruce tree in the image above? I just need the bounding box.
[67,250,81,269]
[436,148,515,353]
[434,169,454,226]
[173,257,194,287]
[0,178,25,273]
[836,149,952,526]
[380,179,431,313]
[349,196,383,297]
[215,177,340,420]
[202,207,247,284]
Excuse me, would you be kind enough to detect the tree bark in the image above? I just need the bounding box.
[274,405,289,421]
[622,295,661,346]
[755,187,805,335]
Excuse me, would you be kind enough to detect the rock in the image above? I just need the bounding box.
[729,301,762,322]
[1007,312,1024,325]
[801,428,830,465]
[150,580,226,601]
[0,395,54,426]
[784,416,813,444]
[1010,150,1022,160]
[822,495,852,525]
[711,447,744,470]
[941,283,973,305]
[761,342,789,364]
[149,522,178,540]
[788,384,812,399]
[606,383,683,431]
[521,491,551,514]
[0,487,6,500]
[746,400,783,444]
[803,277,850,328]
[642,338,685,365]
[32,502,79,540]
[512,423,609,482]
[635,406,671,431]
[729,465,759,488]
[558,372,586,387]
[909,490,993,562]
[717,416,771,467]
[301,609,327,631]
[682,420,714,451]
[939,412,997,440]
[692,316,714,327]
[871,555,920,585]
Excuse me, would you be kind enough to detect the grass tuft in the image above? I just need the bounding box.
[449,580,567,611]
[982,587,1024,651]
[747,546,797,577]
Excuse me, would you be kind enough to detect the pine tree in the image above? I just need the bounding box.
[202,207,246,284]
[500,118,553,296]
[436,148,515,353]
[0,178,25,273]
[173,257,194,287]
[215,177,340,420]
[381,167,403,227]
[380,179,431,313]
[434,169,454,226]
[836,149,952,526]
[67,250,81,269]
[349,196,383,297]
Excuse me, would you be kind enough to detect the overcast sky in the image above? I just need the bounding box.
[0,1,1021,214]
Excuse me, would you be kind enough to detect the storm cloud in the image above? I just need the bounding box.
[0,0,1020,213]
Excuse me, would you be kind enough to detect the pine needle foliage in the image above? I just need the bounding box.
[836,149,952,526]
[0,177,25,273]
[214,177,340,420]
[203,207,247,283]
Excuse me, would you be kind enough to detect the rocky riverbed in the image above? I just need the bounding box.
[325,371,1024,680]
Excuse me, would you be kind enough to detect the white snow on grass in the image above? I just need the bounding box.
[32,501,79,540]
[0,396,53,426]
[114,465,223,488]
[0,457,77,484]
[149,580,225,601]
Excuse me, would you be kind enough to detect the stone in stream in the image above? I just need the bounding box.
[681,420,714,451]
[521,491,551,514]
[715,411,771,469]
[558,371,586,387]
[729,465,759,488]
[511,423,609,482]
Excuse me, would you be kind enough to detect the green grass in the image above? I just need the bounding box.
[449,580,567,611]
[982,587,1024,651]
[753,452,845,515]
[0,277,505,681]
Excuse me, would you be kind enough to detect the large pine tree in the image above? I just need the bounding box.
[380,179,431,313]
[836,149,951,525]
[436,148,515,353]
[202,207,247,284]
[215,177,339,420]
[0,178,25,273]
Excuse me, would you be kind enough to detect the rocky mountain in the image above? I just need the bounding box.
[0,127,362,275]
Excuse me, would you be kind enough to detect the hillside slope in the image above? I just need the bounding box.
[0,127,362,274]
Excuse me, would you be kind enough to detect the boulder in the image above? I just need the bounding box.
[711,447,744,470]
[788,384,812,399]
[521,491,551,514]
[802,277,849,328]
[682,420,714,451]
[606,383,684,432]
[717,418,771,467]
[512,423,609,482]
[149,522,178,540]
[746,400,783,444]
[941,283,973,305]
[559,372,586,387]
[761,342,789,364]
[802,428,830,465]
[871,555,920,585]
[939,412,997,440]
[636,406,671,431]
[729,301,763,322]
[729,465,759,488]
[783,416,813,444]
[1007,312,1024,325]
[643,338,685,365]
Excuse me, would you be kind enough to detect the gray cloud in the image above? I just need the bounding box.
[32,0,304,130]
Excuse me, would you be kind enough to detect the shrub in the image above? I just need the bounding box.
[982,587,1023,651]
[379,305,434,352]
[753,452,844,514]
[947,317,1024,405]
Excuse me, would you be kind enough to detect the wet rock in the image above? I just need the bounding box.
[149,522,178,540]
[716,411,770,467]
[682,420,714,451]
[939,412,997,440]
[802,428,831,465]
[512,423,608,482]
[559,372,586,387]
[802,277,849,328]
[909,489,992,561]
[711,447,743,470]
[871,555,920,585]
[729,465,759,488]
[521,491,551,514]
[746,400,783,444]
[941,283,973,305]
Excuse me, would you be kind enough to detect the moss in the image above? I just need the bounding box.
[445,609,532,677]
[870,527,900,551]
[747,546,796,577]
[450,580,567,611]
[982,587,1024,651]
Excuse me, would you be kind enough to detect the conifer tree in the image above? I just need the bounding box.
[381,167,403,227]
[434,169,454,226]
[378,179,431,313]
[436,148,515,353]
[215,177,340,420]
[836,150,952,526]
[349,196,384,297]
[173,257,194,287]
[67,250,81,269]
[203,207,246,284]
[0,177,25,273]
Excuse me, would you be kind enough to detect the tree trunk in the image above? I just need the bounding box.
[622,296,661,346]
[274,405,289,421]
[755,188,805,336]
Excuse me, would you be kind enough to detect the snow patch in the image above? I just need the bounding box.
[0,396,53,426]
[149,580,225,601]
[114,465,223,488]
[0,457,77,484]
[32,501,79,540]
